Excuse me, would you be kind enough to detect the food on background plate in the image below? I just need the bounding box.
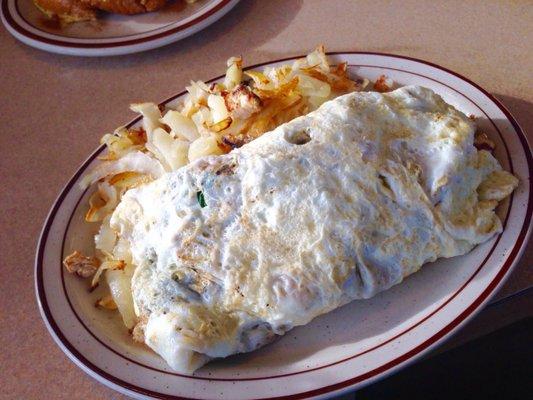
[34,0,197,23]
[63,47,517,373]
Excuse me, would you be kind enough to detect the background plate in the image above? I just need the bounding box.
[35,52,532,399]
[1,0,240,56]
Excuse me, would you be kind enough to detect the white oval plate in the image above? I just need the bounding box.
[1,0,239,56]
[35,53,532,399]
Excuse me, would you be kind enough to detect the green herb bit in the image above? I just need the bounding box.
[197,191,207,208]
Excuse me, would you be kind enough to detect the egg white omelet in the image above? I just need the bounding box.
[110,86,517,373]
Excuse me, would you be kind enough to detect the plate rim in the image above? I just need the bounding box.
[0,0,240,56]
[35,52,533,399]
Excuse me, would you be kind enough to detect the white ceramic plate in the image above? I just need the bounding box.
[35,53,532,399]
[1,0,239,56]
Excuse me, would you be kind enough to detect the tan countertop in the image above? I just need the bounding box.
[1,1,531,399]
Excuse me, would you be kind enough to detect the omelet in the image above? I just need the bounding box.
[110,86,518,373]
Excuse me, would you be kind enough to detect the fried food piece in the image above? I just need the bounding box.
[81,0,168,14]
[373,74,394,92]
[63,251,99,278]
[33,0,97,22]
[34,0,168,22]
[223,84,262,120]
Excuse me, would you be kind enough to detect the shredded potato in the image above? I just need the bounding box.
[224,56,243,90]
[130,103,162,137]
[66,46,393,332]
[160,110,199,141]
[95,295,118,310]
[189,136,224,161]
[150,128,189,170]
[207,94,230,123]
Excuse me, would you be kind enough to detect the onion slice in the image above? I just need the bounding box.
[80,151,165,189]
[91,259,125,289]
[85,182,118,222]
[106,267,136,329]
